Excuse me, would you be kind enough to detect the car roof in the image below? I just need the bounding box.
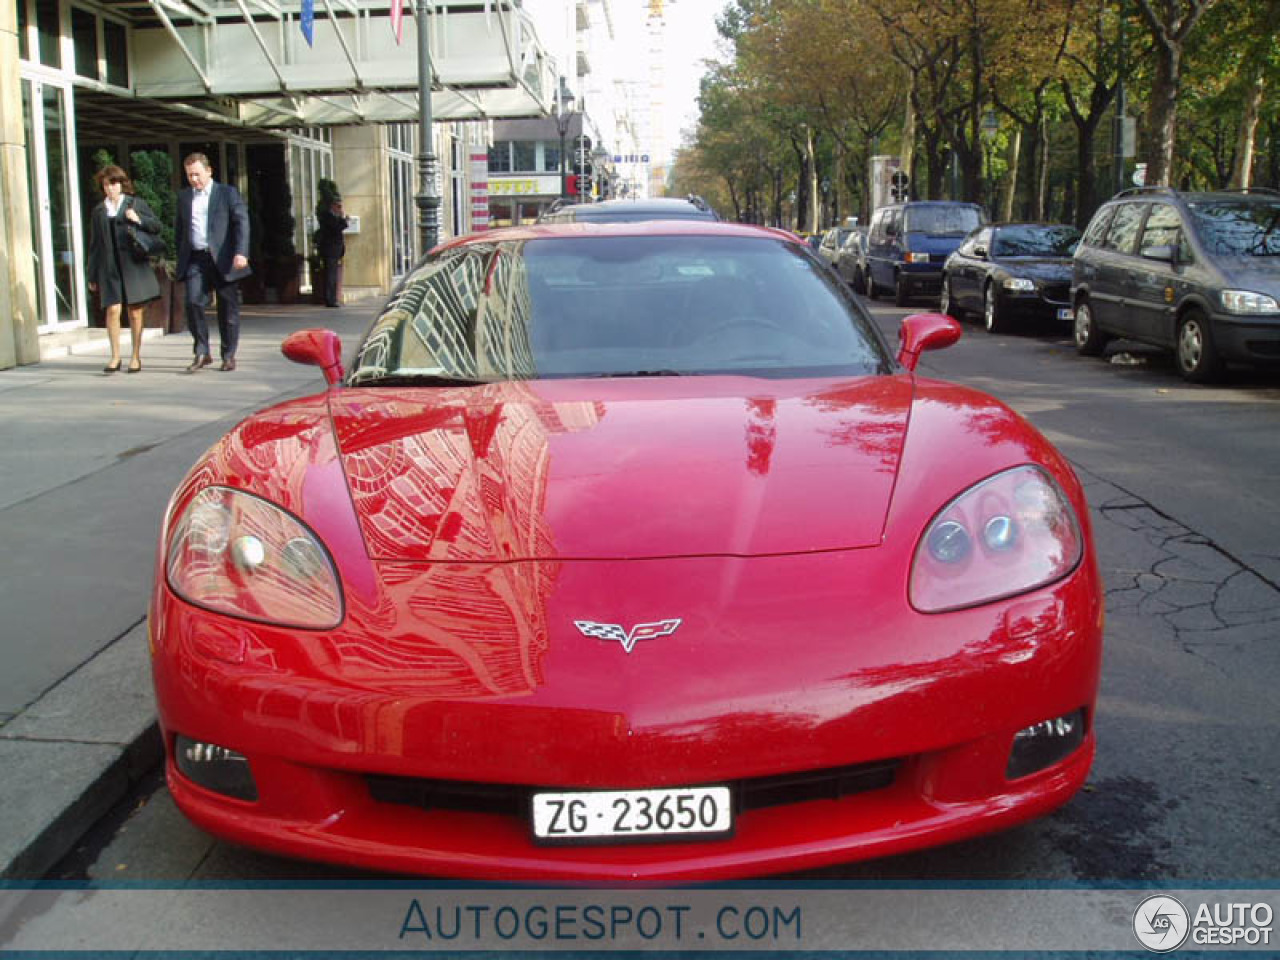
[540,197,718,222]
[434,220,800,252]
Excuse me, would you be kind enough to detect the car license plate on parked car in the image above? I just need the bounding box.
[532,786,732,842]
[1057,308,1073,320]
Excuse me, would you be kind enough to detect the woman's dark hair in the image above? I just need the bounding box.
[94,164,135,195]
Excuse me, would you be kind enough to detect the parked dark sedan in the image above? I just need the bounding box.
[941,223,1080,333]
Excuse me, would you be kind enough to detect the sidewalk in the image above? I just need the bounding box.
[0,302,377,879]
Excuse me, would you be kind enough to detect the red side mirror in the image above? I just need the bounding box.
[897,312,962,371]
[282,329,344,386]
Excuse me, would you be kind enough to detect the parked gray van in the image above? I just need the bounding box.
[1072,186,1280,382]
[863,201,986,306]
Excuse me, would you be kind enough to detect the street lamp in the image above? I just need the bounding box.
[554,77,576,200]
[415,0,440,255]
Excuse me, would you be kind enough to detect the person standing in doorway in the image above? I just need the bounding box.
[316,198,348,308]
[175,153,250,372]
[85,165,161,374]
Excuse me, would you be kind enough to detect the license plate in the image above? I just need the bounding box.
[532,786,732,843]
[1057,307,1074,320]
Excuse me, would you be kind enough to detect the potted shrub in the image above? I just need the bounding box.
[129,148,183,332]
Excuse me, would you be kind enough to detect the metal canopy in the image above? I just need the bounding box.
[111,0,556,126]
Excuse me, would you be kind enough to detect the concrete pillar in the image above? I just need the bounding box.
[0,0,40,368]
[332,125,390,303]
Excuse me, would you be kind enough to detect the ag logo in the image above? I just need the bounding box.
[1133,895,1190,952]
[574,619,682,653]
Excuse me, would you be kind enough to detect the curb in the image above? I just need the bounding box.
[0,623,161,879]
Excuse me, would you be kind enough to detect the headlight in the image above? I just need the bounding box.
[1220,289,1280,314]
[909,466,1083,613]
[166,486,343,629]
[1002,277,1036,292]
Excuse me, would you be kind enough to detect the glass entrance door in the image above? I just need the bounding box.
[22,73,86,331]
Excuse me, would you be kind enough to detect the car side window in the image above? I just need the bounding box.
[1081,207,1114,247]
[1102,203,1144,254]
[1140,204,1187,259]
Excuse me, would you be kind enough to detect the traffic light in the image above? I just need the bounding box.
[890,170,910,202]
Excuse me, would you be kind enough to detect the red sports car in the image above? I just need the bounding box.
[151,221,1102,883]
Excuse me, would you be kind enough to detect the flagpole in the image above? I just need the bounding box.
[415,0,440,256]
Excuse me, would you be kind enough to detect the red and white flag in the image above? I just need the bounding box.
[390,0,405,44]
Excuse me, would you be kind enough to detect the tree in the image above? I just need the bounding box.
[1134,0,1218,186]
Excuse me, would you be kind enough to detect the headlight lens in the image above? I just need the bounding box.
[910,466,1082,613]
[166,486,343,629]
[1002,277,1036,292]
[1220,289,1280,314]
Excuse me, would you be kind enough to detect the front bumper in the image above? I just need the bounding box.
[152,551,1102,883]
[1207,310,1280,364]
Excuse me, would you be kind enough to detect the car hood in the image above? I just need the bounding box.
[329,376,913,562]
[994,257,1073,281]
[1216,256,1280,295]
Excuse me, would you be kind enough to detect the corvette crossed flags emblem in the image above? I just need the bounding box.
[574,619,683,653]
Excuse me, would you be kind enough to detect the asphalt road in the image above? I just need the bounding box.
[48,295,1280,886]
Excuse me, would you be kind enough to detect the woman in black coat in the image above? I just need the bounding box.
[85,165,162,373]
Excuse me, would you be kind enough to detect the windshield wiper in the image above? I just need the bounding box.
[590,369,684,378]
[351,373,488,388]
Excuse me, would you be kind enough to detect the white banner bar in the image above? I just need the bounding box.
[0,887,1274,951]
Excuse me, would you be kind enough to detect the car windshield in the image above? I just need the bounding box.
[904,206,983,236]
[1188,200,1280,256]
[991,225,1081,257]
[349,235,892,384]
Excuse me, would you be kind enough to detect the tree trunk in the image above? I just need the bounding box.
[1001,127,1021,221]
[1230,72,1265,189]
[807,127,820,231]
[1035,114,1049,221]
[1145,45,1181,186]
[901,83,916,196]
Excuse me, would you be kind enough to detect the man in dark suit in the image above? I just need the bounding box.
[316,198,348,308]
[176,153,251,372]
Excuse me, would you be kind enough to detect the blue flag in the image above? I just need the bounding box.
[300,0,314,46]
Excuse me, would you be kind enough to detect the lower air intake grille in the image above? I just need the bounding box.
[367,759,900,818]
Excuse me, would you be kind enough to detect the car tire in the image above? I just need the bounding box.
[863,267,878,300]
[1074,299,1108,356]
[941,277,963,320]
[852,266,865,292]
[894,274,910,307]
[984,283,1005,334]
[1176,309,1224,383]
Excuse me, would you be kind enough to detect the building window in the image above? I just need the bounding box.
[36,0,61,68]
[103,19,128,86]
[18,0,30,61]
[512,141,535,173]
[543,141,562,173]
[72,7,96,79]
[488,142,511,173]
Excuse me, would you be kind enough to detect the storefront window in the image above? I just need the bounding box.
[488,199,514,229]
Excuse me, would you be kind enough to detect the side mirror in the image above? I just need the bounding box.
[282,328,344,386]
[1140,244,1176,263]
[897,312,962,371]
[973,244,988,259]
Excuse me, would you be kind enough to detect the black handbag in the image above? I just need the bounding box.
[124,199,166,262]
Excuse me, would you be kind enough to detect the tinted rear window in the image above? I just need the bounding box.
[992,225,1081,257]
[904,206,983,236]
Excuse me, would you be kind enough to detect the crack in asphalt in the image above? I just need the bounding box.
[1092,493,1280,656]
